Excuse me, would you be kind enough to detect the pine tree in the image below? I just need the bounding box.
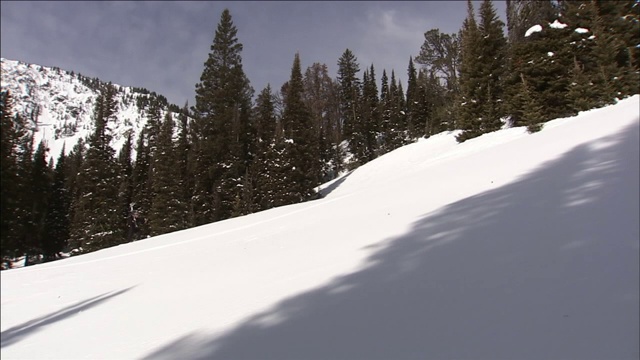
[405,57,422,139]
[251,85,278,211]
[131,131,152,240]
[337,49,362,160]
[567,56,597,113]
[457,0,484,142]
[415,29,461,133]
[359,64,381,162]
[478,0,508,132]
[504,1,574,127]
[1,90,21,265]
[70,83,123,253]
[192,8,253,224]
[43,147,71,261]
[386,71,408,150]
[282,53,319,203]
[379,70,392,154]
[26,141,52,261]
[149,112,183,235]
[416,29,461,94]
[117,131,135,242]
[520,74,546,133]
[303,63,342,181]
[176,103,192,229]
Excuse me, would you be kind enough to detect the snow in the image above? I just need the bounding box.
[575,27,590,34]
[0,58,182,164]
[549,19,569,29]
[524,24,542,37]
[2,96,639,359]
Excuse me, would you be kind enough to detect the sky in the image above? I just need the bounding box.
[1,1,507,107]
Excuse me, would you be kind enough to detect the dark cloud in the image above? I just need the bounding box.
[1,1,506,106]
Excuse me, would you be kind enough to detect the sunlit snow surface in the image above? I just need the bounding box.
[2,96,639,359]
[524,24,543,37]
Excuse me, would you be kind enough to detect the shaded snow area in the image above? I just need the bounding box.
[2,96,639,359]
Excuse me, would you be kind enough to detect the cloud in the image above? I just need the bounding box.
[352,6,434,87]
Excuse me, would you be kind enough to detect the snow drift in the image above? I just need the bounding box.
[2,96,639,359]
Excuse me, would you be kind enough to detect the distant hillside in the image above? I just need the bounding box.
[1,57,183,160]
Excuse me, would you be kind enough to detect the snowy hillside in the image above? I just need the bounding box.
[1,96,639,359]
[1,58,180,160]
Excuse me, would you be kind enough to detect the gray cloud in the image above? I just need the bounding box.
[1,1,507,106]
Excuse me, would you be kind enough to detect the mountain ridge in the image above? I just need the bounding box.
[1,57,183,161]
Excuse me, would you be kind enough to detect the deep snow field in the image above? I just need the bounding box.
[2,95,639,359]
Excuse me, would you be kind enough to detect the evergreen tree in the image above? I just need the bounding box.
[70,83,123,253]
[416,29,461,94]
[43,147,71,261]
[405,57,422,139]
[176,102,192,229]
[251,85,278,211]
[387,72,408,150]
[131,131,152,240]
[1,90,21,265]
[149,112,183,235]
[26,141,52,261]
[303,63,342,181]
[519,74,545,133]
[457,0,484,142]
[415,29,461,132]
[337,49,362,159]
[117,131,135,242]
[64,138,85,251]
[282,53,320,203]
[359,64,381,162]
[478,0,508,132]
[192,8,253,224]
[379,70,394,154]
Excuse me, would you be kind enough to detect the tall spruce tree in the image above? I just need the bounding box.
[337,49,362,160]
[251,85,278,211]
[379,70,392,154]
[359,64,381,162]
[405,57,422,139]
[131,131,152,240]
[117,131,135,242]
[25,141,52,261]
[149,112,183,235]
[478,0,508,132]
[43,147,71,261]
[71,83,123,252]
[457,0,484,142]
[0,90,23,264]
[192,8,253,224]
[70,83,123,253]
[387,71,408,150]
[282,53,320,203]
[176,103,192,229]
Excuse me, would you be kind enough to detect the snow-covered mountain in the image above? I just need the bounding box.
[1,95,638,359]
[1,58,180,161]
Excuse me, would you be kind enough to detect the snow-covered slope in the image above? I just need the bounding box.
[1,96,638,359]
[1,58,179,160]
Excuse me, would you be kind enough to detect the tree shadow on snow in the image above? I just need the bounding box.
[144,121,639,360]
[318,170,354,198]
[1,286,135,348]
